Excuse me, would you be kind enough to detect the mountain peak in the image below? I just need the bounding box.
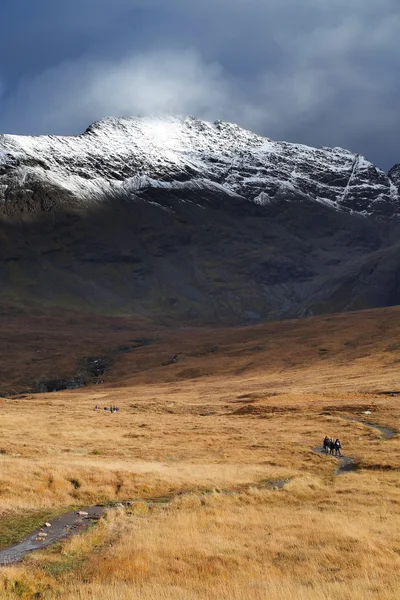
[0,115,398,217]
[0,116,400,323]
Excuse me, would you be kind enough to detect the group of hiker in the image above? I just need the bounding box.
[323,436,342,456]
[95,405,120,413]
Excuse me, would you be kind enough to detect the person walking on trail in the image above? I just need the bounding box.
[334,439,342,457]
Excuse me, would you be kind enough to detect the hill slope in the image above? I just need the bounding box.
[1,306,400,396]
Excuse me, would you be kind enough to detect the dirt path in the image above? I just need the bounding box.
[342,417,396,440]
[0,505,106,566]
[0,480,289,566]
[313,416,397,475]
[0,417,396,566]
[313,445,355,474]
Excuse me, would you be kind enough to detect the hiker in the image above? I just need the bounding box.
[329,438,336,455]
[95,404,99,410]
[323,436,331,454]
[334,439,342,457]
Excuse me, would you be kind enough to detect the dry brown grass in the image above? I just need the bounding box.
[4,478,400,599]
[0,307,400,598]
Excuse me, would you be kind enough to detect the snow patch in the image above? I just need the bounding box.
[0,149,8,165]
[253,192,275,206]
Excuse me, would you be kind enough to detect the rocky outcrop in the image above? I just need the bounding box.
[32,377,86,393]
[389,163,400,193]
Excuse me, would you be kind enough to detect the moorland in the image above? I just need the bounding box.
[0,306,399,598]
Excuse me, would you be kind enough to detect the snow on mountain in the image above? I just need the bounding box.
[389,164,400,193]
[0,116,398,217]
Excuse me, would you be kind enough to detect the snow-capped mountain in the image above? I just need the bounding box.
[0,116,398,217]
[0,116,399,324]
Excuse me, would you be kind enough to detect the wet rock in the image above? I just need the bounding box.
[80,356,111,378]
[33,376,86,393]
[163,354,180,366]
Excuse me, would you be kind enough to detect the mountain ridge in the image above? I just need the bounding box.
[0,116,399,324]
[1,115,399,217]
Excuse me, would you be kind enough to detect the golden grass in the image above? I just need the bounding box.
[0,307,400,598]
[5,478,400,599]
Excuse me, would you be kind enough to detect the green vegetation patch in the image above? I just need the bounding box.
[42,550,85,577]
[0,508,72,550]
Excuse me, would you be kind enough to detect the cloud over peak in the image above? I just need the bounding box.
[0,0,398,168]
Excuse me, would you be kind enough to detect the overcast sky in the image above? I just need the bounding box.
[0,0,398,169]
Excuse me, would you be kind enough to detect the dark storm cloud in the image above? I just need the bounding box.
[0,0,398,168]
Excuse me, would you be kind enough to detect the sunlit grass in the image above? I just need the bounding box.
[0,307,399,597]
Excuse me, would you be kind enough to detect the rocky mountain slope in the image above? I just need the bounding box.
[0,116,399,323]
